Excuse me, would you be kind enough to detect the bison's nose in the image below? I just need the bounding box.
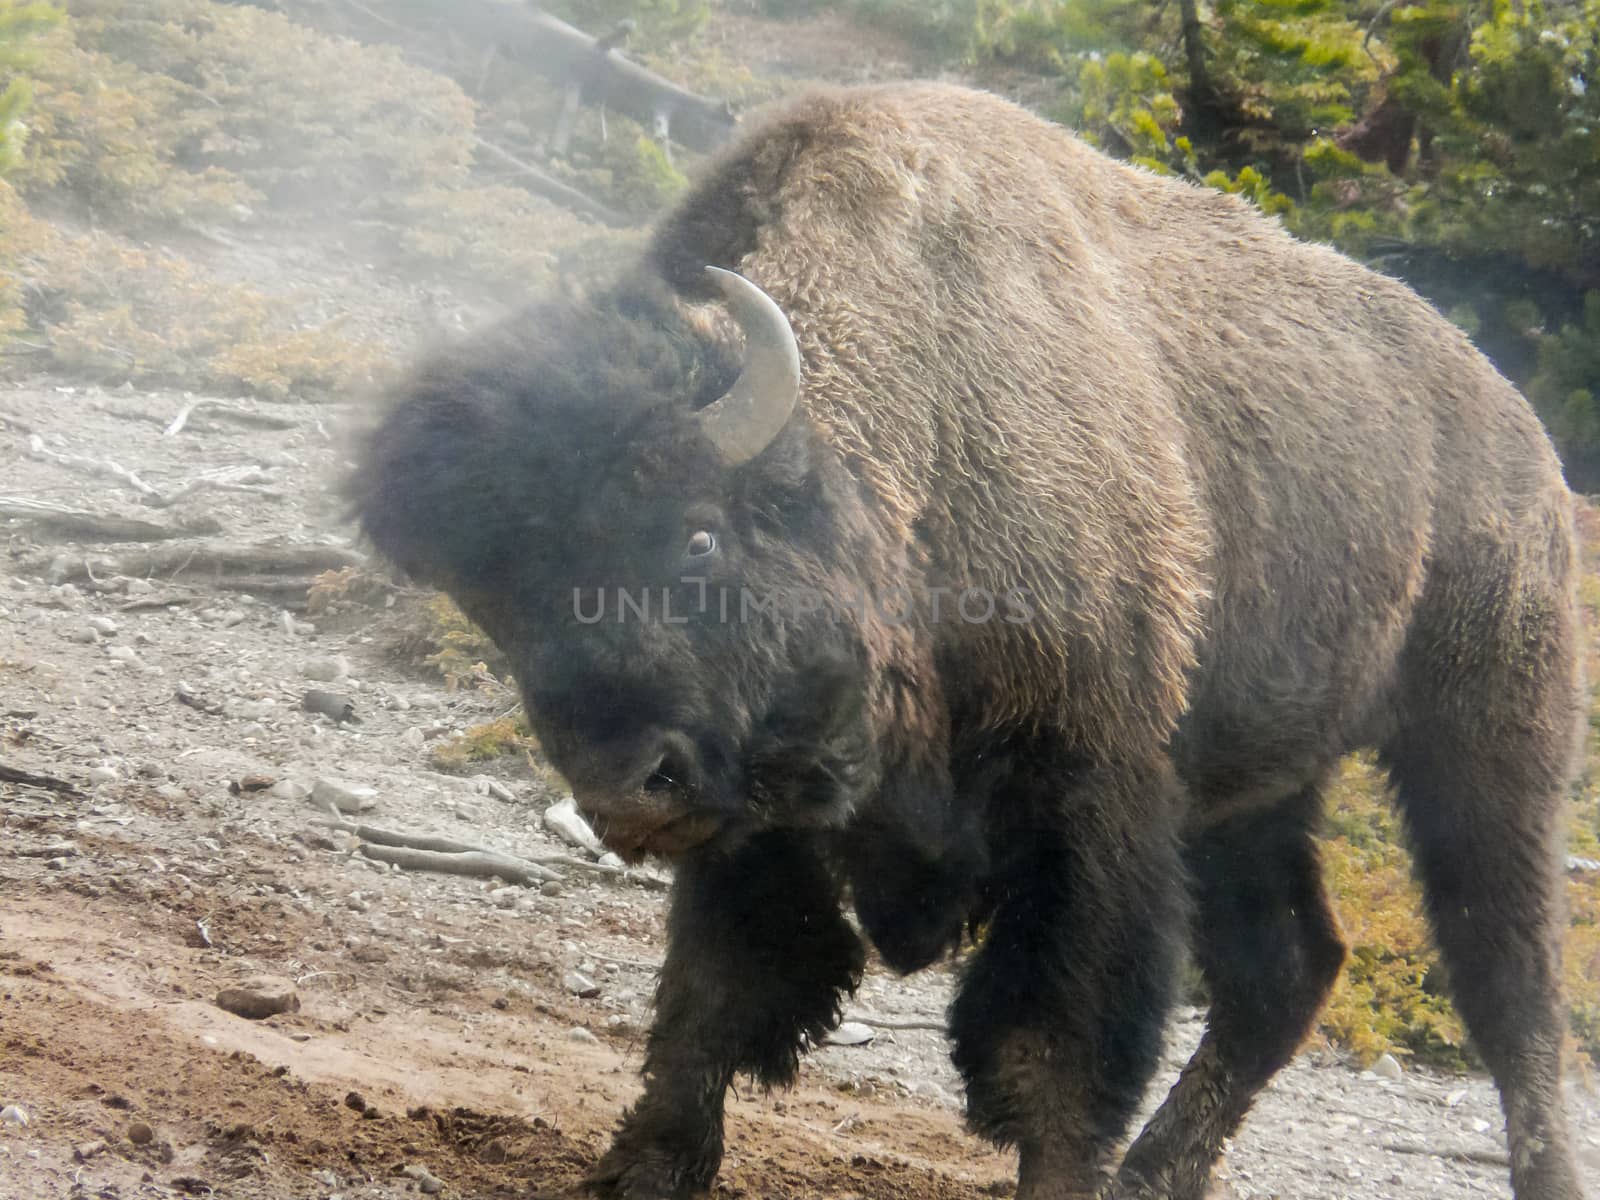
[640,731,702,798]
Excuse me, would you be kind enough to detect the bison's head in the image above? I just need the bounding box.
[348,269,929,864]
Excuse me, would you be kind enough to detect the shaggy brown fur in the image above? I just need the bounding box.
[351,82,1586,1200]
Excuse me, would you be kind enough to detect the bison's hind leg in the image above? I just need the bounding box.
[1110,781,1347,1200]
[1379,550,1586,1200]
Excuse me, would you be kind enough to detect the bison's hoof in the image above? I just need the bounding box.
[581,1148,710,1200]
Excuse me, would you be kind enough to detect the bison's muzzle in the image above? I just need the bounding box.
[569,730,728,862]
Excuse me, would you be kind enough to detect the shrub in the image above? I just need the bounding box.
[0,177,385,395]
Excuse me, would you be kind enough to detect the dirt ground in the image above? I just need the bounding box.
[3,360,1600,1200]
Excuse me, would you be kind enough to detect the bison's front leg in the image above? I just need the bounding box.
[585,830,864,1199]
[951,752,1186,1200]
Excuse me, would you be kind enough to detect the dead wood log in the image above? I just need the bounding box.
[359,843,561,886]
[0,763,83,796]
[37,541,364,584]
[314,815,645,883]
[0,496,184,543]
[336,1,738,153]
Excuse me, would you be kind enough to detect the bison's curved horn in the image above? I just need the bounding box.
[697,266,801,466]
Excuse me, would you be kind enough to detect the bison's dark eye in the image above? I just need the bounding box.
[687,530,717,558]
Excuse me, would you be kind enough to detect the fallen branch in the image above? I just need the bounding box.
[146,465,276,508]
[0,763,83,796]
[120,592,198,611]
[471,135,628,226]
[0,495,185,543]
[38,541,364,584]
[844,1013,947,1034]
[1381,1141,1510,1168]
[360,844,560,886]
[26,434,160,497]
[314,816,652,886]
[338,0,737,153]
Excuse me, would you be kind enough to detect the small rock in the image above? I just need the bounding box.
[270,779,311,801]
[74,1139,107,1162]
[490,886,521,910]
[567,1026,600,1044]
[215,975,301,1020]
[543,795,608,858]
[563,971,600,998]
[155,784,186,802]
[0,1104,29,1128]
[301,655,350,682]
[303,689,359,724]
[402,1164,444,1194]
[16,841,77,858]
[106,644,140,665]
[540,880,563,897]
[89,616,119,636]
[401,727,426,749]
[1472,1117,1493,1134]
[1372,1053,1404,1082]
[127,1122,154,1146]
[343,1091,367,1114]
[68,627,100,645]
[311,777,378,814]
[87,765,119,785]
[220,609,246,628]
[124,578,154,596]
[826,1022,877,1047]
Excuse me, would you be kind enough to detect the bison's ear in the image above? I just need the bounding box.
[341,383,512,589]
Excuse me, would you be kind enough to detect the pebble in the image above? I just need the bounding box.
[826,1022,877,1047]
[567,1026,600,1044]
[106,645,140,664]
[89,616,118,635]
[124,578,154,596]
[215,975,301,1020]
[0,1105,28,1128]
[127,1121,154,1146]
[301,655,350,682]
[490,886,521,910]
[87,766,120,785]
[220,609,246,628]
[271,779,312,801]
[155,784,186,802]
[563,971,601,998]
[311,777,378,814]
[1372,1053,1404,1082]
[540,880,563,897]
[401,727,426,749]
[68,627,100,644]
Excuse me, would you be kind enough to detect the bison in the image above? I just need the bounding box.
[348,82,1587,1200]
